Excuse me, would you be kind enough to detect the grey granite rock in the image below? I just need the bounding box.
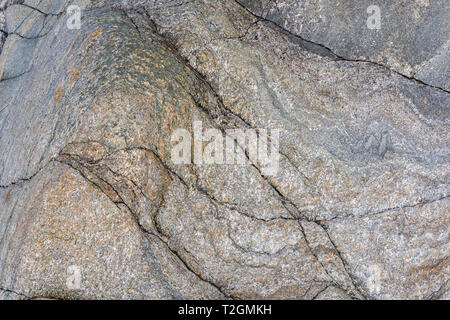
[0,34,35,79]
[0,0,448,300]
[0,0,24,54]
[4,4,33,33]
[237,0,450,91]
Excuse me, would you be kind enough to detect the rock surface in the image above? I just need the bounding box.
[238,0,450,91]
[0,0,448,300]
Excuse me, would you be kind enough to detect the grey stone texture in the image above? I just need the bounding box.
[0,0,448,300]
[237,0,450,91]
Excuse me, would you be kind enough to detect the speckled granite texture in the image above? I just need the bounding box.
[0,0,448,300]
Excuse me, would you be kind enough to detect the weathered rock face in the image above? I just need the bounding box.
[0,0,448,300]
[0,1,24,54]
[237,0,450,91]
